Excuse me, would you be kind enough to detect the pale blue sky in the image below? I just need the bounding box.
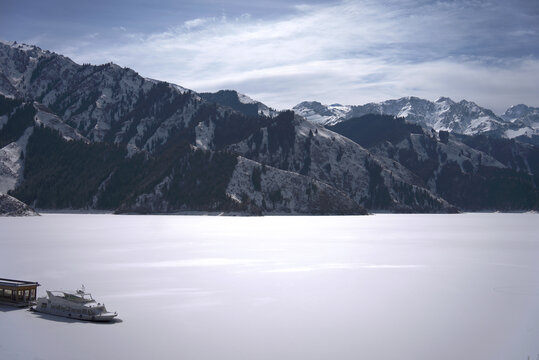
[1,0,538,112]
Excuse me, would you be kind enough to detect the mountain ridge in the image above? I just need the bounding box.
[293,97,539,143]
[0,40,537,214]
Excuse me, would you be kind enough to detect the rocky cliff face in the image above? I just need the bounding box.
[0,193,38,216]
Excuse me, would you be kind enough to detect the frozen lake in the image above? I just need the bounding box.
[1,213,538,360]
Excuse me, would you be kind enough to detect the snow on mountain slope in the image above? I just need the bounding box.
[504,127,535,139]
[237,93,257,105]
[328,114,538,210]
[171,83,189,94]
[34,104,87,142]
[228,112,452,212]
[384,132,505,194]
[502,104,539,125]
[226,157,364,214]
[1,43,370,214]
[115,151,364,215]
[0,72,18,98]
[0,127,32,193]
[1,41,535,213]
[238,92,279,117]
[200,90,278,118]
[194,117,215,151]
[501,104,539,139]
[1,42,288,155]
[293,101,351,125]
[0,41,203,151]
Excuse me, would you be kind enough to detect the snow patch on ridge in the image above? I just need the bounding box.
[34,105,87,142]
[237,93,257,105]
[195,120,215,150]
[505,127,534,138]
[171,83,189,94]
[0,127,33,193]
[226,157,360,214]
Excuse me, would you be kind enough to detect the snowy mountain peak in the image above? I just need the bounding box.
[500,104,539,139]
[435,96,455,104]
[502,104,539,121]
[1,40,41,53]
[293,96,533,138]
[292,101,351,125]
[237,92,257,105]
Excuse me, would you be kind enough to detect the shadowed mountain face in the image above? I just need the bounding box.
[0,40,537,213]
[328,115,539,211]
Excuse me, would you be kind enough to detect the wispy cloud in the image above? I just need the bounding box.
[265,262,426,273]
[183,17,214,31]
[52,0,539,113]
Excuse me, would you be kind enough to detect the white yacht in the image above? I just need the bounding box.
[33,286,117,322]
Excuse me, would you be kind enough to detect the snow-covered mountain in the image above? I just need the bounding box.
[0,40,207,152]
[293,97,538,140]
[502,104,539,125]
[293,101,351,125]
[0,41,458,212]
[0,40,537,213]
[501,104,539,140]
[1,94,367,214]
[227,112,453,212]
[0,41,368,214]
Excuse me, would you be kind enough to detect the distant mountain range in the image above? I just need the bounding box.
[0,40,537,214]
[293,97,539,145]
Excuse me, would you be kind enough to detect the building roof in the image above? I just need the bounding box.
[0,278,40,288]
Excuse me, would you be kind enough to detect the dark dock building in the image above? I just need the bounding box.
[0,278,40,307]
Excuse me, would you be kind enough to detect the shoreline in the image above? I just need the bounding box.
[32,209,538,216]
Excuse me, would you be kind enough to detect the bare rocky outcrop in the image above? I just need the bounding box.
[0,193,38,216]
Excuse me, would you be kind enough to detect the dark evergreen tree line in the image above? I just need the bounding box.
[0,100,36,148]
[11,124,239,212]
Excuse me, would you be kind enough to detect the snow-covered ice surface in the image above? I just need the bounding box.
[0,213,538,360]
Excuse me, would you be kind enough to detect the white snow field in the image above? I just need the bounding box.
[1,213,538,360]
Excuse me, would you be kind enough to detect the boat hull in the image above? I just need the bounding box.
[32,306,117,322]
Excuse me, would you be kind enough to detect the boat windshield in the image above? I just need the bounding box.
[63,292,94,302]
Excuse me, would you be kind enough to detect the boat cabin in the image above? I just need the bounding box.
[0,278,40,307]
